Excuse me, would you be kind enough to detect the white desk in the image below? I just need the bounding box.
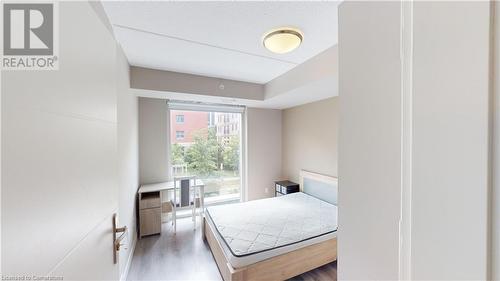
[138,179,205,238]
[138,179,205,193]
[139,179,205,210]
[138,179,205,209]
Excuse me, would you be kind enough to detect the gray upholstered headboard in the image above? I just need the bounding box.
[300,170,338,205]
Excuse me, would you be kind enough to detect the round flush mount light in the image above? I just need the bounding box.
[263,28,303,54]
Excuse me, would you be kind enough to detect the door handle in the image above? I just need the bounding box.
[112,213,127,264]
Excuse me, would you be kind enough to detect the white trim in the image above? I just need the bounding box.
[168,100,245,113]
[166,101,172,180]
[240,108,247,202]
[243,108,249,202]
[399,1,413,280]
[491,1,499,280]
[167,101,246,202]
[120,235,137,281]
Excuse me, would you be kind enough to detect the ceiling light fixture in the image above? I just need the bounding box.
[263,28,303,54]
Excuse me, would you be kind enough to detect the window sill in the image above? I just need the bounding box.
[204,193,240,206]
[162,193,240,220]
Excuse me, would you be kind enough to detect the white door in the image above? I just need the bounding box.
[2,2,120,279]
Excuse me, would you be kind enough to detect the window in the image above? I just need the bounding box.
[176,114,184,123]
[176,131,184,140]
[169,108,242,203]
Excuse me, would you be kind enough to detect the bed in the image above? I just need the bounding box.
[202,170,338,281]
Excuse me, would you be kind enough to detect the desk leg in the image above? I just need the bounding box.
[201,185,205,218]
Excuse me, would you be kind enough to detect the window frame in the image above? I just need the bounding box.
[167,101,246,204]
[175,130,185,140]
[176,114,185,124]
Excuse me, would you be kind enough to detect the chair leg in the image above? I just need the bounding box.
[192,205,195,222]
[197,199,201,221]
[173,206,176,234]
[192,204,195,230]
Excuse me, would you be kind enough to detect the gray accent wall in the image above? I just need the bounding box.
[246,108,282,200]
[139,97,170,184]
[131,67,265,101]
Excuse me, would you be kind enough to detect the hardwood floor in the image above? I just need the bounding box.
[288,263,337,281]
[127,217,337,281]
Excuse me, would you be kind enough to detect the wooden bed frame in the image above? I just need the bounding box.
[203,170,338,281]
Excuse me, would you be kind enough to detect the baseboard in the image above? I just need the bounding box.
[120,235,137,281]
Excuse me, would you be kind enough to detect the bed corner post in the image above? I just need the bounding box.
[228,264,245,281]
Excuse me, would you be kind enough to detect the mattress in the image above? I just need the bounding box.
[205,192,338,268]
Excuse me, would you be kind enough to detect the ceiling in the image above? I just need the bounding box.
[102,1,340,84]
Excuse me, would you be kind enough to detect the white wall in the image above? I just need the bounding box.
[411,2,491,280]
[282,97,338,183]
[493,3,500,280]
[246,108,282,200]
[338,2,402,280]
[265,46,338,100]
[139,97,169,184]
[116,47,139,279]
[339,1,492,280]
[2,2,120,279]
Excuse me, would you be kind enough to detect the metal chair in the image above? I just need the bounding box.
[170,176,198,233]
